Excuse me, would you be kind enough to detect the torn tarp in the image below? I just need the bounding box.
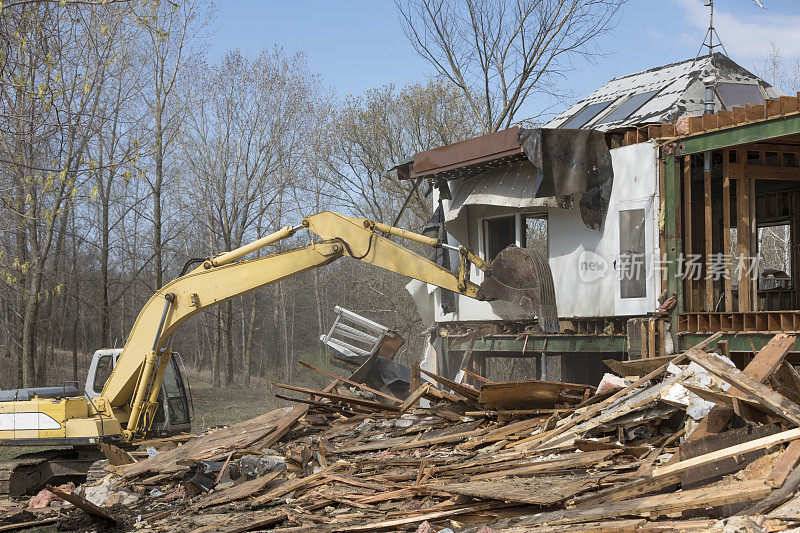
[517,128,613,230]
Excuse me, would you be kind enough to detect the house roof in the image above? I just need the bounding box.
[545,53,782,132]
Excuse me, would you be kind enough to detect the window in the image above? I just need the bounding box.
[163,359,190,425]
[559,100,615,129]
[483,216,515,261]
[619,208,647,299]
[598,90,660,124]
[482,214,549,264]
[523,214,548,256]
[758,222,792,290]
[93,355,114,392]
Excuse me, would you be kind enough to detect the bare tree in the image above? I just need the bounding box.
[397,0,626,132]
[137,0,211,290]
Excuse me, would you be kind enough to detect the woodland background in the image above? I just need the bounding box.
[2,0,793,392]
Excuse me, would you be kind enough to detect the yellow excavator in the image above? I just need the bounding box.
[0,211,545,495]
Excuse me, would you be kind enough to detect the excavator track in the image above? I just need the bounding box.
[0,447,104,497]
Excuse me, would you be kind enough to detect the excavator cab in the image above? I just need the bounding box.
[85,349,192,436]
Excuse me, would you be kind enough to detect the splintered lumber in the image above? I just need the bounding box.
[502,519,647,532]
[436,473,603,505]
[46,484,119,524]
[742,463,800,515]
[684,347,800,425]
[688,333,795,441]
[651,427,800,479]
[269,382,401,413]
[298,360,402,404]
[462,367,492,384]
[767,440,800,488]
[479,379,593,409]
[519,334,721,451]
[250,461,347,506]
[0,518,61,532]
[678,425,781,489]
[193,470,282,509]
[520,479,771,527]
[419,368,480,400]
[399,382,429,413]
[471,449,618,481]
[330,502,499,532]
[603,355,674,377]
[99,443,136,466]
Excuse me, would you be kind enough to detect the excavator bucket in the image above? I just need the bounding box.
[479,246,560,333]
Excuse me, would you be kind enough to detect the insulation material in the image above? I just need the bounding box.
[662,356,734,435]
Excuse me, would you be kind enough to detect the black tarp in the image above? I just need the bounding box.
[517,128,614,230]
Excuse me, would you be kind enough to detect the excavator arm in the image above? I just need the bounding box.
[99,211,510,440]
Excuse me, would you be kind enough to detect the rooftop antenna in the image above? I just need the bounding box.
[695,0,729,62]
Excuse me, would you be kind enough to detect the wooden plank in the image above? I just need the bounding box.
[652,427,800,479]
[679,424,781,490]
[268,382,401,413]
[99,443,136,466]
[688,333,794,441]
[0,518,61,532]
[521,480,770,527]
[297,360,402,404]
[462,367,491,384]
[435,473,603,506]
[683,347,800,425]
[722,151,732,311]
[250,461,347,506]
[479,379,594,409]
[743,463,800,515]
[683,155,695,311]
[603,355,674,377]
[410,362,421,393]
[704,165,714,311]
[399,382,429,413]
[736,154,751,311]
[471,449,618,481]
[420,368,480,400]
[47,484,118,524]
[193,470,282,509]
[647,320,656,359]
[767,440,800,488]
[518,334,721,451]
[330,502,499,532]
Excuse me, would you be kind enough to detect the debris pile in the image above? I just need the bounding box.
[5,333,800,531]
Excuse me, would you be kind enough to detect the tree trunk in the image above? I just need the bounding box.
[243,294,257,387]
[223,300,234,386]
[211,307,221,387]
[21,269,42,387]
[153,104,164,289]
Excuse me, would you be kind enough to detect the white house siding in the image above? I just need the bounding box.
[426,141,660,323]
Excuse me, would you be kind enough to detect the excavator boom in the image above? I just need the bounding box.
[2,211,544,447]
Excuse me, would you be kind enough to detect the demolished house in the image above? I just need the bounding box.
[12,52,800,532]
[400,52,796,386]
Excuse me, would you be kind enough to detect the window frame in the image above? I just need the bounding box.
[476,211,549,282]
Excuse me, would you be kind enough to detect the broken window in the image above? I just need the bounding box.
[619,208,647,299]
[483,216,516,261]
[758,222,792,290]
[523,214,548,257]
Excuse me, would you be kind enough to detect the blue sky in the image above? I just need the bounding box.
[211,0,800,120]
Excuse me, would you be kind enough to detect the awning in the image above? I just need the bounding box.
[444,128,614,230]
